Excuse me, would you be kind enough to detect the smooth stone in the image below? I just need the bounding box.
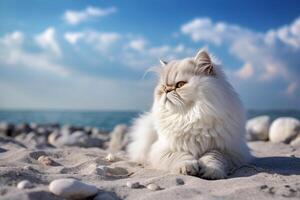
[48,131,61,145]
[269,117,300,143]
[126,181,140,188]
[147,183,160,191]
[105,153,116,162]
[246,116,270,141]
[49,178,98,199]
[94,165,110,175]
[0,122,15,137]
[23,166,34,171]
[38,155,55,166]
[176,178,184,185]
[17,180,33,189]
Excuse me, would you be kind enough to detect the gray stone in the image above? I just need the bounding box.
[147,183,160,191]
[17,180,33,189]
[246,116,271,141]
[269,117,300,143]
[49,178,98,199]
[126,181,140,188]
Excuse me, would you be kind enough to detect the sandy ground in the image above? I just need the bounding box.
[0,136,300,200]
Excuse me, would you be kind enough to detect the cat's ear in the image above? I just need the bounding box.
[194,49,214,75]
[159,59,168,66]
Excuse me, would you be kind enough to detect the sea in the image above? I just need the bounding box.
[0,110,299,132]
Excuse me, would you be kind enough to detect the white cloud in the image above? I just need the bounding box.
[35,27,61,56]
[64,31,120,53]
[127,38,147,52]
[265,18,300,48]
[0,31,69,77]
[181,18,252,45]
[182,17,300,97]
[63,6,116,25]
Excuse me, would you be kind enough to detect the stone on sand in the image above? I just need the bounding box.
[175,178,184,185]
[49,178,98,199]
[37,155,56,166]
[17,180,33,189]
[246,115,271,141]
[126,181,141,188]
[106,153,116,162]
[269,117,300,143]
[147,183,160,191]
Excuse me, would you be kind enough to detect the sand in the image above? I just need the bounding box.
[0,136,300,200]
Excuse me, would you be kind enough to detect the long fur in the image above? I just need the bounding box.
[127,49,251,179]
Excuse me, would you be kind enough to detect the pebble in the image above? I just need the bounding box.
[49,178,98,199]
[126,181,141,188]
[23,166,34,171]
[269,117,300,143]
[38,155,55,166]
[94,165,110,175]
[147,183,160,191]
[17,180,33,189]
[105,153,116,162]
[176,178,184,185]
[246,116,270,141]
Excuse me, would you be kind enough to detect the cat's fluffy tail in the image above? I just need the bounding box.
[127,112,158,164]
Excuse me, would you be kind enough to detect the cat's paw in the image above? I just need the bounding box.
[198,160,227,180]
[172,160,199,176]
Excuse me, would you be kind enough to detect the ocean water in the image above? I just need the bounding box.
[0,110,299,132]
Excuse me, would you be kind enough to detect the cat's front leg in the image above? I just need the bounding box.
[149,141,199,176]
[198,150,230,179]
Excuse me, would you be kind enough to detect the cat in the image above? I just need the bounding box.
[127,49,251,179]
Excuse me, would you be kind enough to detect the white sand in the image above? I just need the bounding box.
[0,136,300,200]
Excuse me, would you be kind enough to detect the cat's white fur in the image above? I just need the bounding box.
[127,49,251,179]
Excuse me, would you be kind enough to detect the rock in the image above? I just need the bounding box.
[176,178,184,185]
[17,180,33,189]
[94,166,128,177]
[94,165,110,175]
[108,124,128,153]
[0,122,15,137]
[105,153,116,162]
[246,116,271,141]
[93,192,118,200]
[147,183,160,191]
[49,178,98,199]
[126,181,141,188]
[48,131,61,145]
[29,122,38,130]
[15,123,32,135]
[269,117,300,143]
[23,166,33,170]
[37,155,56,166]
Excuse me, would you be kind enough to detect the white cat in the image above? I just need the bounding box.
[127,49,251,179]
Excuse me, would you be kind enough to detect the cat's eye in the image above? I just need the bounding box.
[175,81,187,88]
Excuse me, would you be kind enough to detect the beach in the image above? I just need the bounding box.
[0,119,300,200]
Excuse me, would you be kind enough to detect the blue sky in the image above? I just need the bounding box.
[0,0,299,110]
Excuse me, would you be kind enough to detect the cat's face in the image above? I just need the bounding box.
[154,50,215,112]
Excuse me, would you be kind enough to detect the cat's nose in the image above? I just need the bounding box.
[164,86,174,93]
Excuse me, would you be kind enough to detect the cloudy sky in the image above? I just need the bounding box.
[0,0,299,111]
